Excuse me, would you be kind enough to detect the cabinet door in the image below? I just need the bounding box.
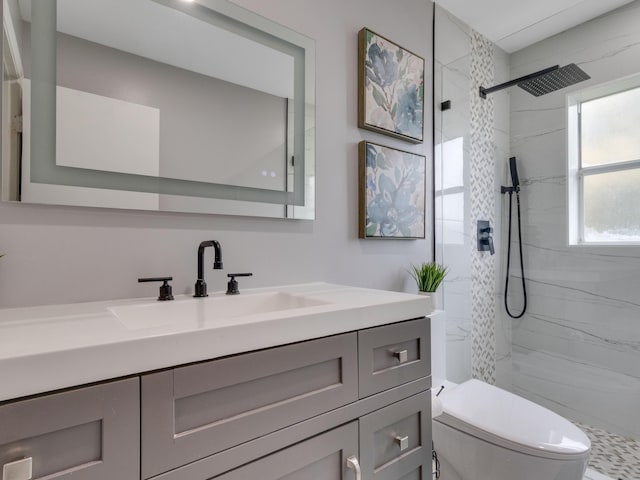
[141,333,358,478]
[213,422,359,480]
[359,392,431,480]
[0,378,139,480]
[359,318,430,398]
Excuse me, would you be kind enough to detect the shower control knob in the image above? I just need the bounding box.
[485,236,495,255]
[477,220,496,255]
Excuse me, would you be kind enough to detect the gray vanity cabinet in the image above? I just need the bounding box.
[141,333,359,479]
[211,392,432,480]
[143,318,431,480]
[0,317,430,480]
[360,392,432,480]
[0,377,139,480]
[212,422,359,480]
[358,318,430,398]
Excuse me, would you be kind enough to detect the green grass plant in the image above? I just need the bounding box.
[409,261,448,292]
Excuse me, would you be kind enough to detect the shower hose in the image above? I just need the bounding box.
[504,190,527,318]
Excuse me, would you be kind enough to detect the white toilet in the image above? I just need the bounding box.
[430,311,591,480]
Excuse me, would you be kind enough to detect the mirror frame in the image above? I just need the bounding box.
[3,0,316,219]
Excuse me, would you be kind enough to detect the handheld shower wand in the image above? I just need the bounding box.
[502,157,527,319]
[502,157,520,194]
[509,156,520,192]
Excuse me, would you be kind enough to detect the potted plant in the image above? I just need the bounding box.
[409,261,448,309]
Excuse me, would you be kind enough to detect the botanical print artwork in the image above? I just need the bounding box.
[359,142,426,239]
[358,28,425,143]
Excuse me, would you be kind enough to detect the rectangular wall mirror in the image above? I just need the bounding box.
[1,0,315,219]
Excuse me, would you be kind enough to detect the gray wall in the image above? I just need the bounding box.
[508,1,640,439]
[0,0,433,308]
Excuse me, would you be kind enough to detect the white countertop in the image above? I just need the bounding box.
[0,283,431,402]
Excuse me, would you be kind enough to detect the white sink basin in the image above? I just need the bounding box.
[0,283,433,402]
[109,292,330,330]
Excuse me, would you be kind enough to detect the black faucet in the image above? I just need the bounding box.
[194,240,223,297]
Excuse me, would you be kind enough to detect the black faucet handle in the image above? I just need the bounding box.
[138,277,174,301]
[226,273,253,295]
[138,276,173,283]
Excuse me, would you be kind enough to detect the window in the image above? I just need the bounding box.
[568,76,640,244]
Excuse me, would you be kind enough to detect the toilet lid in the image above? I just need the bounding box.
[437,379,590,456]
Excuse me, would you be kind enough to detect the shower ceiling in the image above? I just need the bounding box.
[433,0,635,52]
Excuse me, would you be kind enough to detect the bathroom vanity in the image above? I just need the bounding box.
[0,284,433,480]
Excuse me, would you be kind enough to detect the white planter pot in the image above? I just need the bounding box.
[417,291,439,310]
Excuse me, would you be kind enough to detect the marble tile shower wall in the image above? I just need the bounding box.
[508,1,640,440]
[435,6,511,385]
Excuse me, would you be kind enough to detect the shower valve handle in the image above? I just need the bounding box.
[477,220,495,255]
[485,235,495,255]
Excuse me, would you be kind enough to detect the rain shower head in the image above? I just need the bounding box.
[479,64,590,99]
[517,64,590,97]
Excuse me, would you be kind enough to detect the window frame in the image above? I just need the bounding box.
[567,74,640,246]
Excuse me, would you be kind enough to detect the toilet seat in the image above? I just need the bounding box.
[435,379,591,461]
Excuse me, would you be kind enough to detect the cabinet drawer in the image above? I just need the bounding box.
[213,422,358,480]
[359,392,431,480]
[358,318,429,397]
[0,378,139,480]
[141,332,358,478]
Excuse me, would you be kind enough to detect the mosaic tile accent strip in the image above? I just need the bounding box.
[469,30,497,385]
[574,421,640,480]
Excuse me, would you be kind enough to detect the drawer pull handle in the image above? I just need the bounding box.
[393,349,408,363]
[346,455,361,480]
[395,435,409,451]
[2,457,33,480]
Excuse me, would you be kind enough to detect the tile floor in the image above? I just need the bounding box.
[584,467,614,480]
[575,421,640,480]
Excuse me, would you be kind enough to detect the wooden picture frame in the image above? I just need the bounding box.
[358,28,425,144]
[359,141,426,239]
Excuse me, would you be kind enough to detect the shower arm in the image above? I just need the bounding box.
[479,65,559,98]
